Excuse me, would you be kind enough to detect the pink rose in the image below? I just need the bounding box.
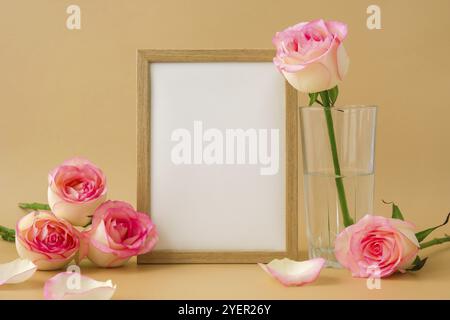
[48,158,107,226]
[273,19,350,93]
[335,215,420,278]
[86,201,158,267]
[15,211,81,271]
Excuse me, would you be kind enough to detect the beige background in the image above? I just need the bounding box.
[0,0,449,299]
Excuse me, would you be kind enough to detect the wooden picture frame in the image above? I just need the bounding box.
[137,49,298,263]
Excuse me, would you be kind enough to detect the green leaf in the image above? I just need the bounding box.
[415,212,450,242]
[382,200,405,220]
[407,256,428,272]
[327,86,339,106]
[18,202,51,211]
[0,225,15,235]
[0,226,15,243]
[0,233,15,242]
[308,92,319,106]
[392,203,405,220]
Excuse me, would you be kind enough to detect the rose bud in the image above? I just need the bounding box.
[15,211,81,271]
[335,215,420,278]
[86,201,158,267]
[273,19,349,93]
[48,157,107,226]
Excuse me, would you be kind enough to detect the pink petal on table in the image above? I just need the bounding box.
[259,258,325,286]
[0,258,37,285]
[44,271,116,300]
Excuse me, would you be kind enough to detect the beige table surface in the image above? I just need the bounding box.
[0,241,449,300]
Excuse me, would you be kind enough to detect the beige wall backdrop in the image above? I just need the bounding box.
[1,0,449,253]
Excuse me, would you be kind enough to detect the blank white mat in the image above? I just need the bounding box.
[150,62,286,251]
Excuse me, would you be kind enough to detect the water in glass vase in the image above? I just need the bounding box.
[304,171,374,268]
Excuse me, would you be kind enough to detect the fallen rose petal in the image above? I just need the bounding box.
[0,258,37,285]
[259,258,325,286]
[44,272,116,300]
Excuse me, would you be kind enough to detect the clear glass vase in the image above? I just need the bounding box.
[299,105,377,268]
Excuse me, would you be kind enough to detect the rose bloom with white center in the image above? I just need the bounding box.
[15,211,82,271]
[334,215,420,278]
[48,158,107,226]
[86,200,158,267]
[272,19,350,93]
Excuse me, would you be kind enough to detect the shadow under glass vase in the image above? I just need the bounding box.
[299,105,377,268]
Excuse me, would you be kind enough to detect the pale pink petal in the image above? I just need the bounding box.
[397,247,419,272]
[16,210,56,230]
[91,220,110,248]
[259,258,325,286]
[273,57,306,73]
[304,19,329,36]
[137,228,159,255]
[0,259,37,285]
[16,238,75,270]
[336,43,350,80]
[325,21,348,41]
[75,230,90,263]
[389,219,420,247]
[286,21,309,31]
[88,214,133,265]
[44,272,116,300]
[396,232,420,271]
[88,244,131,267]
[48,186,107,227]
[334,224,353,269]
[282,62,331,93]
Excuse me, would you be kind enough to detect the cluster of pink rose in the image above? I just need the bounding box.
[15,158,158,270]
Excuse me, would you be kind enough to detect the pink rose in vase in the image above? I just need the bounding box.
[86,201,158,267]
[273,19,350,93]
[48,157,107,226]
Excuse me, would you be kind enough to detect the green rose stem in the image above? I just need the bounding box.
[419,235,450,249]
[0,225,15,242]
[18,202,50,211]
[0,225,14,234]
[313,89,354,227]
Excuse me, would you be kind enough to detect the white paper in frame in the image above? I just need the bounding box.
[137,50,298,263]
